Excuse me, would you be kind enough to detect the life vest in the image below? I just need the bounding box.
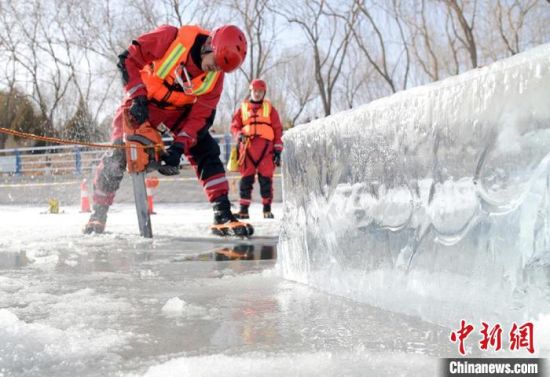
[140,25,222,108]
[241,99,274,141]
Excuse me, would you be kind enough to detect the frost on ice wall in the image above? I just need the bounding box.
[277,45,550,327]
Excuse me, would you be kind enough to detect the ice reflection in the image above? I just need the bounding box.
[0,242,451,377]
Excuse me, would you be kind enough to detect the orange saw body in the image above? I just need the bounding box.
[123,110,164,238]
[123,111,164,173]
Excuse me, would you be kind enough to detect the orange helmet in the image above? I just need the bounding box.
[249,79,267,91]
[210,25,247,73]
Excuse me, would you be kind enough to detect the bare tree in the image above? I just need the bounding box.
[129,0,220,29]
[0,0,77,135]
[494,0,541,56]
[53,1,122,125]
[224,0,279,82]
[442,0,478,68]
[352,0,411,94]
[265,48,317,127]
[406,0,441,81]
[274,0,358,116]
[2,0,550,145]
[336,48,372,110]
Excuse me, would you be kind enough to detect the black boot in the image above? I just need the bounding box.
[83,204,109,234]
[235,204,250,219]
[263,203,274,219]
[211,196,254,237]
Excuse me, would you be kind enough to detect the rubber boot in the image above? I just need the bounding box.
[235,204,250,219]
[211,196,254,237]
[263,203,274,219]
[83,204,109,234]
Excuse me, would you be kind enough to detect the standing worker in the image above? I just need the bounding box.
[230,79,283,219]
[83,24,253,237]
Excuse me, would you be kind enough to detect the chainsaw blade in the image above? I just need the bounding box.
[131,171,152,238]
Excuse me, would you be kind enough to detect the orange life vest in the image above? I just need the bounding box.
[241,99,274,141]
[140,25,222,108]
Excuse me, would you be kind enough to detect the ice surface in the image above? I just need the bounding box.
[277,44,550,330]
[0,203,281,258]
[140,351,435,377]
[0,204,452,376]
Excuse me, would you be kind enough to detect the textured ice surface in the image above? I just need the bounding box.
[0,210,451,377]
[278,44,550,329]
[140,351,435,377]
[0,203,457,376]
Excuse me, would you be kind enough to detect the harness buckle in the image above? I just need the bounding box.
[174,64,194,95]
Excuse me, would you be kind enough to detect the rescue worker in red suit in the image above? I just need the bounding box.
[230,79,283,219]
[83,24,253,237]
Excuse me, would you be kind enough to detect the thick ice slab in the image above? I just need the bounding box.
[278,45,550,331]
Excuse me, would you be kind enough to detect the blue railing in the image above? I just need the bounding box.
[0,134,233,176]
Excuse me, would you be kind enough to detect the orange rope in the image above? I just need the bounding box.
[0,127,155,149]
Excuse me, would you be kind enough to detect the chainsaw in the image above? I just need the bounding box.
[123,110,165,238]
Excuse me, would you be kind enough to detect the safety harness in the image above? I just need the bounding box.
[140,25,222,109]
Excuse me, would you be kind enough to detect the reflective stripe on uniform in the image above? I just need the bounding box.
[204,176,228,189]
[193,71,221,95]
[241,102,249,122]
[94,188,110,197]
[127,83,145,97]
[262,101,271,117]
[157,43,186,79]
[177,130,192,139]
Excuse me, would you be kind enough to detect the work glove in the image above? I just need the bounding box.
[128,95,149,125]
[158,142,185,176]
[273,150,281,167]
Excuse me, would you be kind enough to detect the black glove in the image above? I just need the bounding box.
[117,50,130,84]
[129,95,149,125]
[273,150,281,167]
[158,142,185,176]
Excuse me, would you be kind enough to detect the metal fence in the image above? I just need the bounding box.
[0,133,233,176]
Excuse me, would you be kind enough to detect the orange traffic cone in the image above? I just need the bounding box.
[80,178,91,213]
[145,176,160,215]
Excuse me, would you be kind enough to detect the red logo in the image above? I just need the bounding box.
[450,321,535,355]
[509,322,535,354]
[479,322,503,351]
[450,320,475,355]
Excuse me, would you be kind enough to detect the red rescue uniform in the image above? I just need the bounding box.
[230,99,283,207]
[93,25,229,206]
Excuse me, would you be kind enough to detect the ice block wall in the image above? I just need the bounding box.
[277,44,550,327]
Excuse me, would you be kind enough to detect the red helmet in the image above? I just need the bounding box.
[249,79,267,91]
[210,25,247,73]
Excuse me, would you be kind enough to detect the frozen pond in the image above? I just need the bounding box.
[0,203,454,376]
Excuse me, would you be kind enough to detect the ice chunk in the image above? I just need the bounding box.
[161,297,186,316]
[278,44,550,327]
